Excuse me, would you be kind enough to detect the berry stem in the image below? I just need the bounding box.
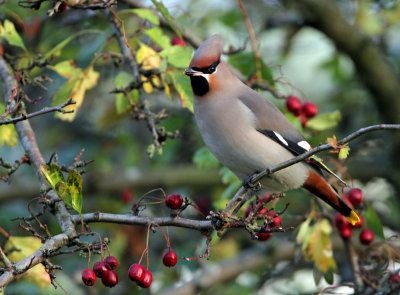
[87,245,92,269]
[104,241,111,257]
[94,232,104,261]
[131,187,166,211]
[146,224,151,270]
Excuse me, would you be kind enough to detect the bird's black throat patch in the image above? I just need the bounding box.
[190,76,209,96]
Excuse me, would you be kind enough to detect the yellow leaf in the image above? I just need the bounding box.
[52,64,99,121]
[307,219,337,273]
[0,124,18,147]
[49,60,81,79]
[136,43,161,70]
[4,236,51,288]
[338,145,350,160]
[142,75,153,93]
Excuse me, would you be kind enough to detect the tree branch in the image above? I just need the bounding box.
[71,213,213,231]
[0,99,76,126]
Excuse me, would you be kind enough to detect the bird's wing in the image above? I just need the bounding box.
[238,87,342,180]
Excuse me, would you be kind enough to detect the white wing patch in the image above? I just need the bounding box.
[297,140,311,151]
[273,131,288,146]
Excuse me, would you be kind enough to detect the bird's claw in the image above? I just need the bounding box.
[242,174,261,191]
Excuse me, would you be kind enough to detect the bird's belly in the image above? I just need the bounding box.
[195,108,308,191]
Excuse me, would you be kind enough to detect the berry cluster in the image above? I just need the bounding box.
[245,194,283,241]
[334,188,375,245]
[285,95,318,128]
[171,37,187,47]
[82,255,119,288]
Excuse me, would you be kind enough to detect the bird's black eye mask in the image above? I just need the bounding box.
[192,59,220,74]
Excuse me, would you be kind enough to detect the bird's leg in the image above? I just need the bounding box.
[242,172,262,191]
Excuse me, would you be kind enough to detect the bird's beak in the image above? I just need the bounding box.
[184,68,196,76]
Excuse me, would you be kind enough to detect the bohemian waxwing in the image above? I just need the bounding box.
[184,34,359,225]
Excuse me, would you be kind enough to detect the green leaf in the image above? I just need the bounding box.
[229,52,274,82]
[306,110,342,131]
[0,20,26,51]
[365,203,385,240]
[219,167,241,200]
[159,45,193,68]
[323,269,334,285]
[131,8,160,25]
[145,27,171,50]
[43,30,103,61]
[67,170,83,214]
[55,181,72,208]
[39,163,64,190]
[193,146,220,169]
[168,70,193,112]
[114,71,139,114]
[150,0,182,38]
[338,145,350,160]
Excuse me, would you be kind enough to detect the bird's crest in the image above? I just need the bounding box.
[190,34,223,68]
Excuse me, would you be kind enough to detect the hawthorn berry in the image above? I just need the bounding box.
[104,256,118,270]
[93,261,108,278]
[302,102,318,118]
[286,95,302,114]
[165,194,183,209]
[163,250,178,267]
[389,274,400,284]
[359,229,374,245]
[350,215,363,229]
[348,188,363,208]
[340,226,352,240]
[256,232,272,241]
[101,270,118,287]
[128,263,145,282]
[334,213,349,230]
[121,189,133,203]
[171,37,187,47]
[270,214,281,227]
[82,269,96,286]
[138,270,153,288]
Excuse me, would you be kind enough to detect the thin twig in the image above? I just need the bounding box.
[0,99,76,125]
[238,0,262,78]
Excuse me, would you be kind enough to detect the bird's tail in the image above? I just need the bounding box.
[303,170,360,225]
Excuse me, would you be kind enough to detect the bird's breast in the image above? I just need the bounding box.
[193,96,308,191]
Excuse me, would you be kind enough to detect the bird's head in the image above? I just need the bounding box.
[184,35,223,97]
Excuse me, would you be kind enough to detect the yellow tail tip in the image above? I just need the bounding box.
[345,210,360,226]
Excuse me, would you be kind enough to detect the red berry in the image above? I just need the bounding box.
[165,194,183,210]
[82,269,96,286]
[350,215,363,229]
[334,213,349,230]
[348,188,363,208]
[339,226,352,239]
[270,214,281,227]
[128,264,145,282]
[302,102,318,118]
[93,261,108,278]
[171,37,187,47]
[389,274,400,284]
[104,256,118,270]
[259,207,268,216]
[256,232,272,241]
[101,270,118,287]
[121,189,133,203]
[359,229,374,245]
[300,115,308,128]
[162,250,178,267]
[138,270,152,288]
[286,95,302,114]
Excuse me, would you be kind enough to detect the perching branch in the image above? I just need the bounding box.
[223,124,400,214]
[0,99,76,126]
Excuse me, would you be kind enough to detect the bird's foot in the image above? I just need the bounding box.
[242,173,262,191]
